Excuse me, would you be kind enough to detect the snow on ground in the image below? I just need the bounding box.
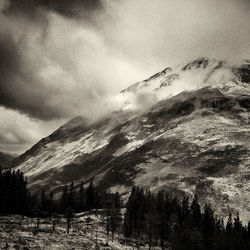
[108,185,130,194]
[16,130,111,179]
[114,139,145,157]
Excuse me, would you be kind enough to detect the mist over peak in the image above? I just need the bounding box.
[1,0,250,154]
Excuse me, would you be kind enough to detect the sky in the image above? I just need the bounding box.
[0,0,250,154]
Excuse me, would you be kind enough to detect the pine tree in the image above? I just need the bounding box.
[155,191,169,249]
[226,212,233,235]
[78,181,86,212]
[109,192,122,241]
[145,190,156,250]
[65,207,74,234]
[181,196,190,221]
[86,181,95,210]
[234,212,242,233]
[48,191,54,216]
[233,212,243,249]
[203,203,215,249]
[68,181,76,210]
[190,194,201,229]
[248,221,250,239]
[61,184,69,213]
[40,189,48,216]
[0,170,29,215]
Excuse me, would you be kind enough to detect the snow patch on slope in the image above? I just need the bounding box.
[16,131,111,178]
[119,59,247,112]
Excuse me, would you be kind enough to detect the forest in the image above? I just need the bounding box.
[0,168,250,250]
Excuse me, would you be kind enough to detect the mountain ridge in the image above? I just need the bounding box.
[12,58,250,220]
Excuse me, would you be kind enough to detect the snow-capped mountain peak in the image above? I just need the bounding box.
[12,58,250,221]
[119,58,250,112]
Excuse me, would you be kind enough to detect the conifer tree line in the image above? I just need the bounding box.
[123,187,250,250]
[0,168,29,214]
[0,168,121,218]
[1,168,250,249]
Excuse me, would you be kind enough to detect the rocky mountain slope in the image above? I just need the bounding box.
[12,58,250,220]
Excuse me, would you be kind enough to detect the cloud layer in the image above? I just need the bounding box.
[4,0,103,19]
[0,0,250,153]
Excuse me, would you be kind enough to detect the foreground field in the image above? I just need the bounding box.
[0,213,139,250]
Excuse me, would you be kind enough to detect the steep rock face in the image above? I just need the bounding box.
[13,58,250,220]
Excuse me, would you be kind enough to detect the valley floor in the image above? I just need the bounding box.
[0,213,144,250]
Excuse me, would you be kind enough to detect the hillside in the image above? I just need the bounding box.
[0,151,17,169]
[12,58,250,220]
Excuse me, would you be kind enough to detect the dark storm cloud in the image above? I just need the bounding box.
[1,0,250,154]
[0,0,111,121]
[0,0,249,123]
[0,34,19,81]
[240,0,250,6]
[4,0,103,19]
[0,32,71,120]
[0,35,24,114]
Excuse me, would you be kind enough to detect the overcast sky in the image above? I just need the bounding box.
[0,0,250,154]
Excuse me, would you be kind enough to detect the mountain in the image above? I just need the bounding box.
[0,151,17,169]
[12,58,250,220]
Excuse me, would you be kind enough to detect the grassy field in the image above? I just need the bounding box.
[0,213,139,250]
